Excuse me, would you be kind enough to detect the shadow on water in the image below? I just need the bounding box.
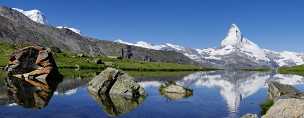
[4,74,62,109]
[89,93,145,117]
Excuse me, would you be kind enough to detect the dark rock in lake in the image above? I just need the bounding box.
[88,68,146,98]
[5,46,62,84]
[89,93,145,117]
[159,82,193,100]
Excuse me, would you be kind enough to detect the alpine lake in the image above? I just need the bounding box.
[1,69,304,118]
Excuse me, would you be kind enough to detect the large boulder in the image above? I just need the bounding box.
[262,81,304,118]
[88,68,146,98]
[5,46,61,84]
[159,82,193,100]
[262,98,304,118]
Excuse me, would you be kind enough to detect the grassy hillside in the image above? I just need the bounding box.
[278,65,304,75]
[0,42,211,71]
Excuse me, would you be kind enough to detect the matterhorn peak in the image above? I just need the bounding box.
[221,24,244,47]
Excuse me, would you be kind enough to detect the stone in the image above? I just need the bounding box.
[262,98,304,118]
[5,46,61,85]
[261,81,304,118]
[159,82,193,100]
[50,46,62,53]
[88,68,146,98]
[95,59,104,64]
[267,81,304,101]
[241,114,258,118]
[77,53,85,57]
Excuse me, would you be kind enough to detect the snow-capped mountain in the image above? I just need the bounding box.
[57,26,81,35]
[115,24,304,68]
[13,8,81,35]
[12,8,47,24]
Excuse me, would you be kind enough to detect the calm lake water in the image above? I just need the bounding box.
[1,70,304,118]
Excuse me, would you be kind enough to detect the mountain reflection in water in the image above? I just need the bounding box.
[139,71,304,116]
[1,70,304,118]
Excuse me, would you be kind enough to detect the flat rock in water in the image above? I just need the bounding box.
[88,68,146,98]
[160,82,193,100]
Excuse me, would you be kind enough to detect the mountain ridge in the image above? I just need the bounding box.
[0,6,197,65]
[116,24,304,68]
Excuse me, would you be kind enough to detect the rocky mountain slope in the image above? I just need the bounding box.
[12,8,47,24]
[116,24,304,69]
[0,6,196,65]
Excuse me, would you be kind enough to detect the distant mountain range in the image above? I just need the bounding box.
[1,6,303,69]
[0,6,196,65]
[116,24,304,69]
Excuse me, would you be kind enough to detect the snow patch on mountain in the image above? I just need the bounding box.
[57,26,81,35]
[12,8,47,24]
[115,39,183,51]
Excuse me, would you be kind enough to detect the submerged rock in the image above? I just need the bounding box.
[89,93,145,117]
[88,68,146,98]
[5,46,62,84]
[160,82,193,100]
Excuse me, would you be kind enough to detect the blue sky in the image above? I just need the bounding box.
[1,0,304,51]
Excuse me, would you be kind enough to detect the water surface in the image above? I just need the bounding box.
[1,70,304,118]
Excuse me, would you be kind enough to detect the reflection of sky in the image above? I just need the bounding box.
[54,88,78,96]
[2,71,304,118]
[139,71,304,114]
